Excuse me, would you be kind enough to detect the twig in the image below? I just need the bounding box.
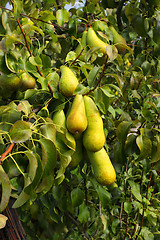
[70,48,85,66]
[0,143,15,164]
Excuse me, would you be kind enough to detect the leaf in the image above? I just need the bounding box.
[97,185,111,208]
[87,66,100,88]
[17,100,32,116]
[0,165,11,212]
[56,9,70,27]
[141,227,154,240]
[116,121,132,143]
[0,214,8,229]
[71,188,85,207]
[78,202,90,223]
[9,120,32,143]
[101,85,115,97]
[40,122,56,143]
[29,56,42,66]
[128,180,142,202]
[39,138,57,177]
[136,135,152,160]
[106,44,118,62]
[124,201,132,214]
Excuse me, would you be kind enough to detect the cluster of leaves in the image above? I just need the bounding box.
[0,0,160,239]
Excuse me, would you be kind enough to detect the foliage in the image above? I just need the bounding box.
[0,0,160,239]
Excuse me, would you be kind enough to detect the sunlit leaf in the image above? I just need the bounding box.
[0,214,8,229]
[136,134,152,160]
[56,9,70,27]
[78,202,90,223]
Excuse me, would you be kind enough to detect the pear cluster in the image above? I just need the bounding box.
[57,74,116,185]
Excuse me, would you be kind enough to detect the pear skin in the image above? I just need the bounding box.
[52,110,76,150]
[66,94,87,135]
[0,74,21,91]
[69,136,83,168]
[87,27,109,55]
[83,96,106,152]
[87,147,116,186]
[75,30,88,61]
[109,26,127,54]
[20,72,35,91]
[59,66,79,97]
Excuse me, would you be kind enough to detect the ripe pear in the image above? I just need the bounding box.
[109,26,127,54]
[87,147,116,186]
[87,27,109,55]
[66,94,87,135]
[75,30,88,61]
[20,72,35,91]
[83,96,106,152]
[59,66,79,97]
[69,136,83,168]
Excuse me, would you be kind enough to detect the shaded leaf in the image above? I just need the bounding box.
[116,121,132,143]
[136,135,152,160]
[78,202,90,223]
[71,188,84,207]
[0,165,11,212]
[87,66,100,88]
[9,120,32,143]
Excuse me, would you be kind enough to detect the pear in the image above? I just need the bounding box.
[20,72,35,91]
[66,94,87,135]
[52,109,76,150]
[75,30,88,61]
[87,27,109,55]
[0,74,21,91]
[83,95,105,152]
[59,66,79,97]
[87,147,116,186]
[109,26,127,54]
[68,136,83,168]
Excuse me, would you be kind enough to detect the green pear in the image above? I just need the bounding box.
[87,27,109,55]
[87,147,116,186]
[52,109,76,150]
[75,30,88,61]
[83,96,106,152]
[0,74,21,91]
[66,94,87,135]
[109,26,127,54]
[20,72,35,91]
[68,136,83,168]
[59,66,79,97]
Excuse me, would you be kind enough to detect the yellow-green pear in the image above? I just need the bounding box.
[75,30,88,61]
[20,72,35,91]
[68,136,83,168]
[87,27,109,54]
[59,66,79,97]
[87,147,116,186]
[66,94,87,135]
[109,26,127,54]
[83,95,106,152]
[0,74,21,91]
[52,109,76,150]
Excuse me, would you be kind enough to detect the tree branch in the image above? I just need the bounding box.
[0,143,15,164]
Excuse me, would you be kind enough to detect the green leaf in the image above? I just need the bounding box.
[128,180,142,202]
[141,227,154,240]
[39,138,57,177]
[29,56,42,66]
[124,201,132,214]
[56,9,70,27]
[106,44,118,62]
[14,0,23,18]
[71,188,85,207]
[87,66,100,88]
[40,122,56,143]
[17,100,32,116]
[101,85,115,97]
[136,135,152,160]
[9,120,32,143]
[78,202,90,223]
[0,165,11,212]
[116,121,132,143]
